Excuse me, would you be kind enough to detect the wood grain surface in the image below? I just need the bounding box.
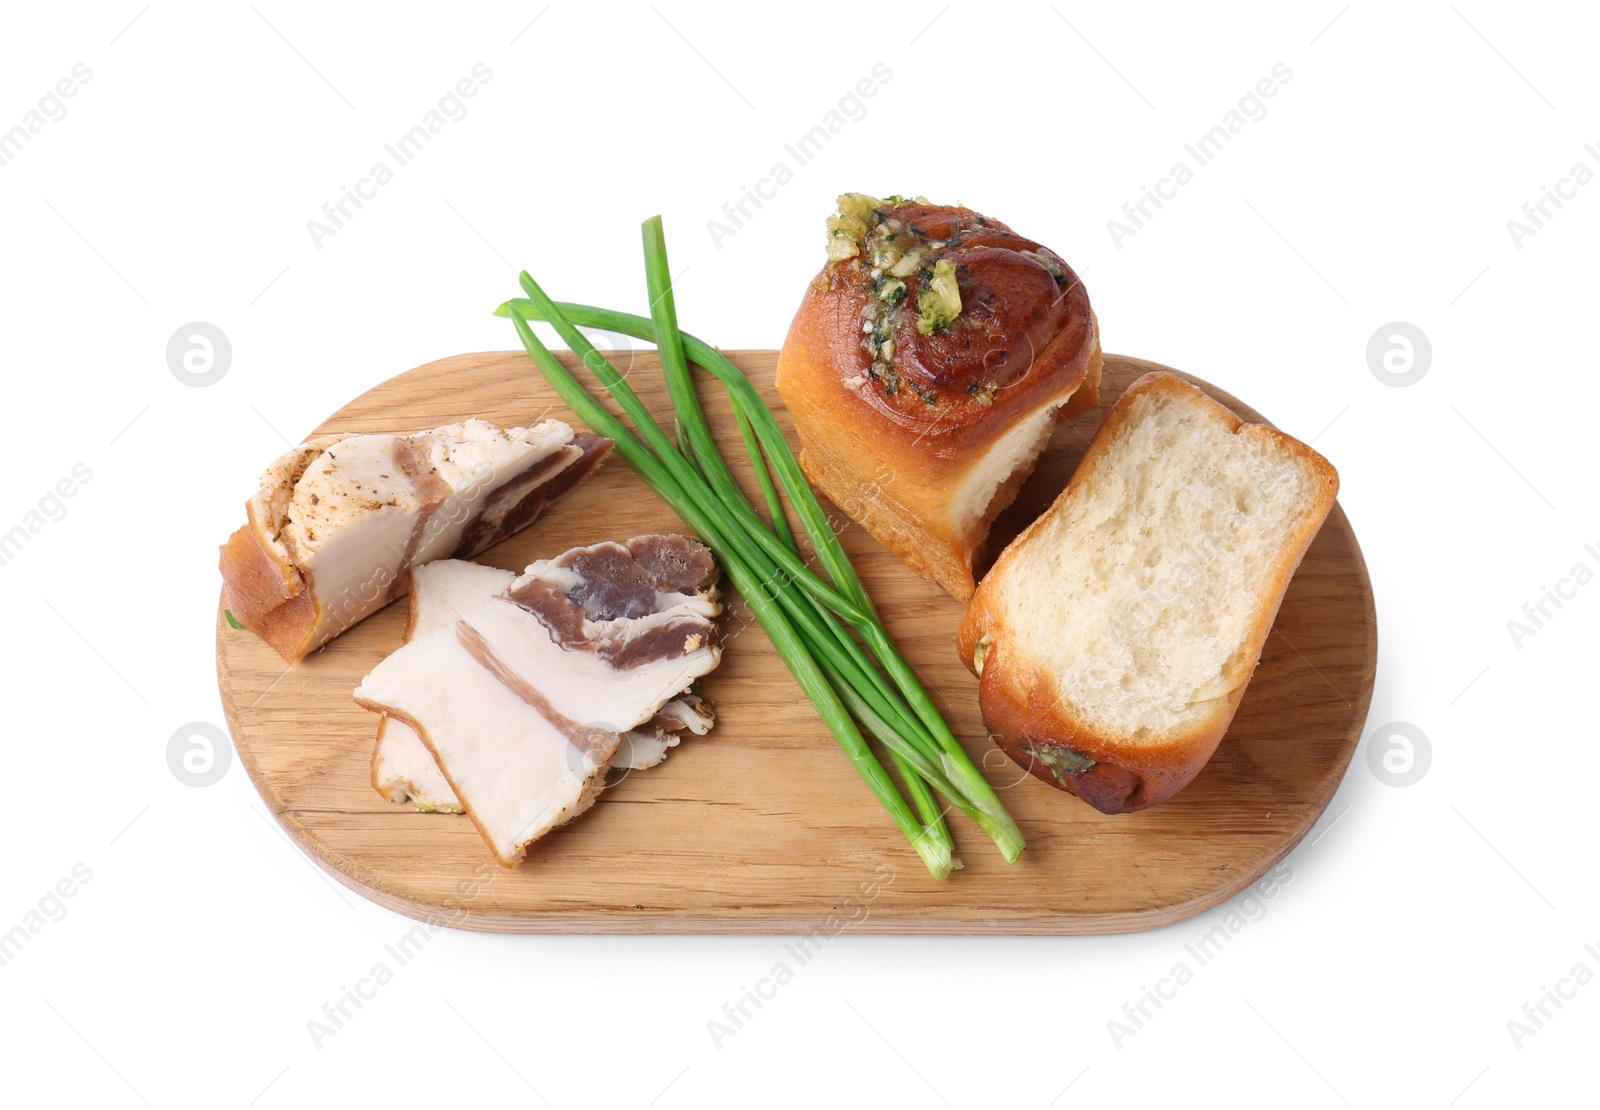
[217,351,1376,934]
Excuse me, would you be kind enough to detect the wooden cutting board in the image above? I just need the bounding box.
[217,351,1375,934]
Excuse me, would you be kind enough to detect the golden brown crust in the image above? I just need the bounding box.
[776,201,1101,601]
[218,518,318,663]
[1061,332,1102,421]
[968,650,1248,813]
[957,372,1340,813]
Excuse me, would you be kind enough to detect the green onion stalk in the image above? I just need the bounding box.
[498,217,1024,875]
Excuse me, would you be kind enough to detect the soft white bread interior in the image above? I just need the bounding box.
[957,371,1339,812]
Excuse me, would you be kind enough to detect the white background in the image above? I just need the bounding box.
[1,2,1595,1107]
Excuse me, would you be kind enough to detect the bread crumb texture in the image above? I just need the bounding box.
[995,385,1320,742]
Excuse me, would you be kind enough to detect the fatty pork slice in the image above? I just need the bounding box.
[613,691,716,772]
[358,620,608,864]
[220,419,612,663]
[485,535,723,727]
[355,536,722,865]
[372,559,718,809]
[370,560,514,810]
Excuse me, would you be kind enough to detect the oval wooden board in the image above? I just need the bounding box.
[218,351,1375,935]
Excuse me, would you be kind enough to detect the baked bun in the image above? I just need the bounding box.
[775,194,1101,601]
[956,372,1338,813]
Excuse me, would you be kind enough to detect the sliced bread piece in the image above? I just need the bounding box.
[956,371,1339,813]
